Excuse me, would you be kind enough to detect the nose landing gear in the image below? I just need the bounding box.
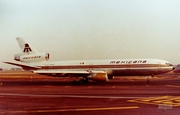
[147,75,153,83]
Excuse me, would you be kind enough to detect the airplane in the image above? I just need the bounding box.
[4,37,174,83]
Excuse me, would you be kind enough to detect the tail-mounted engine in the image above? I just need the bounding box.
[14,53,50,62]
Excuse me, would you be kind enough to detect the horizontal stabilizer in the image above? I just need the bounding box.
[3,61,41,70]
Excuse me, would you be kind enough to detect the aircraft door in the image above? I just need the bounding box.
[158,62,161,69]
[126,63,131,69]
[89,64,93,70]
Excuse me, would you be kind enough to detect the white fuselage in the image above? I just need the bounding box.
[29,58,173,76]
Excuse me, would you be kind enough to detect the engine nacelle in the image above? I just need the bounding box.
[91,73,108,82]
[14,53,50,62]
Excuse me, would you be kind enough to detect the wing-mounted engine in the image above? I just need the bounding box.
[89,73,108,82]
[14,53,50,62]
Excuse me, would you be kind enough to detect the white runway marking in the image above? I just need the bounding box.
[0,93,146,99]
[0,106,139,114]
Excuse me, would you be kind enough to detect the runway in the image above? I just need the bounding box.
[0,71,180,115]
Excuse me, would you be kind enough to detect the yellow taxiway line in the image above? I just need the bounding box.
[128,96,180,107]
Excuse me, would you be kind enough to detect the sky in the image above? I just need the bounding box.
[1,0,180,68]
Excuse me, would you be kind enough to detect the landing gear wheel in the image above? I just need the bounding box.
[72,78,89,84]
[72,80,79,84]
[83,78,89,83]
[80,78,89,83]
[147,78,150,83]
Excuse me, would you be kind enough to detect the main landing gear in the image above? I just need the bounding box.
[72,78,89,84]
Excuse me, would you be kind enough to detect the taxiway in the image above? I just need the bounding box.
[0,71,179,115]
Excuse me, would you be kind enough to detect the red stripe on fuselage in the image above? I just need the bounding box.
[38,64,169,69]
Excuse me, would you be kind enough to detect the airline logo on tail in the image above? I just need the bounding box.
[23,43,32,53]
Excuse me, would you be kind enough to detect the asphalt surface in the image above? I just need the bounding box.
[0,71,180,115]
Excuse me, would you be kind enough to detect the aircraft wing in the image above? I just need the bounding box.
[33,70,108,81]
[33,69,106,74]
[3,61,41,70]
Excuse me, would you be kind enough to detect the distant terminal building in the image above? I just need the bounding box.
[10,68,22,71]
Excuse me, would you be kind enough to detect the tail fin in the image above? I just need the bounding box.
[14,37,50,62]
[16,37,39,54]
